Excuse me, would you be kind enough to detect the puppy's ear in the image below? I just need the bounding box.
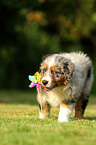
[62,60,75,81]
[56,56,75,81]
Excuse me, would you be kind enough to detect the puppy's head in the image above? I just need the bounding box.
[40,54,75,91]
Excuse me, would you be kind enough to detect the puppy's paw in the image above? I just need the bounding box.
[39,112,50,119]
[58,107,72,122]
[58,116,69,122]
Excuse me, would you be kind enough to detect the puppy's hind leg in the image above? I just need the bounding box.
[74,94,89,119]
[75,65,93,119]
[39,102,51,119]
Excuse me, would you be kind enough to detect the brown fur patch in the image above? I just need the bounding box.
[51,66,58,71]
[54,74,68,86]
[44,64,48,69]
[75,94,89,119]
[61,101,69,109]
[41,103,51,115]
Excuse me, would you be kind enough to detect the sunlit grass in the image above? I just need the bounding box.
[0,91,96,145]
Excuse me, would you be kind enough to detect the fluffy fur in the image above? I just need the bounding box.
[37,52,93,122]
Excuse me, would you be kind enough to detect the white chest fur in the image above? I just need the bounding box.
[39,85,73,107]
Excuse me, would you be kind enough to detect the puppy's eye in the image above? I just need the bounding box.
[51,70,59,75]
[41,68,47,74]
[56,75,59,78]
[51,70,54,74]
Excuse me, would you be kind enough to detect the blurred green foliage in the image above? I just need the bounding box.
[0,0,96,93]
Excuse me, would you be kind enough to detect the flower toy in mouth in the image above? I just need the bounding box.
[28,72,42,93]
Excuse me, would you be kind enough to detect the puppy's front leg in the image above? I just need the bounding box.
[58,101,74,122]
[39,102,51,119]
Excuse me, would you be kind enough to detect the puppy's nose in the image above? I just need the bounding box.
[42,80,48,86]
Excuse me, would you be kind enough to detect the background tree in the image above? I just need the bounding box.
[0,0,96,93]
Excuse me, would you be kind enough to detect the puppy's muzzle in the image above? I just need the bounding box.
[42,80,48,86]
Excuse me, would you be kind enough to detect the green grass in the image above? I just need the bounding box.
[0,91,96,145]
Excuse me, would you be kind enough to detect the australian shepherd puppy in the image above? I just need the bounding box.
[37,52,93,122]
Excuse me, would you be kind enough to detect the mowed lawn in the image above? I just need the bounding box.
[0,91,96,145]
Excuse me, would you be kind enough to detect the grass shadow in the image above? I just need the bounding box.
[84,117,96,121]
